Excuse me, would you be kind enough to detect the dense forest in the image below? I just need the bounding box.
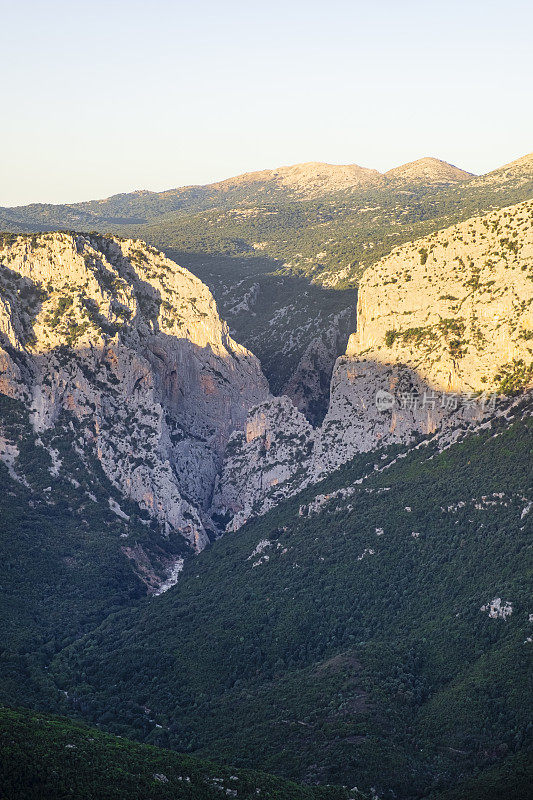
[0,707,348,800]
[1,395,531,798]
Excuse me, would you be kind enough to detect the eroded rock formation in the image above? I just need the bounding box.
[0,232,269,549]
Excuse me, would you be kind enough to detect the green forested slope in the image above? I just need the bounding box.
[29,403,532,798]
[1,707,531,800]
[0,707,348,800]
[0,395,185,710]
[1,394,531,796]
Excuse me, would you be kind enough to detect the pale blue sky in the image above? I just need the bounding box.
[0,0,531,206]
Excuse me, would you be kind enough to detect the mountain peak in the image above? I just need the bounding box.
[210,157,473,197]
[385,157,474,183]
[211,161,382,197]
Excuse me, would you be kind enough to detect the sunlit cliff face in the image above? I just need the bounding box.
[0,232,269,550]
[213,200,533,529]
[346,199,533,394]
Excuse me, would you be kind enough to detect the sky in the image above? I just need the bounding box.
[0,0,531,206]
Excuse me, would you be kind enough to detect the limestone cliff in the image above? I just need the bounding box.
[350,199,532,392]
[281,307,355,425]
[0,232,269,550]
[317,198,533,472]
[212,396,314,530]
[215,200,533,524]
[2,200,531,542]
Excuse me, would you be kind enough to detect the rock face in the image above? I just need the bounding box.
[0,233,269,549]
[212,396,314,530]
[2,200,531,541]
[349,199,533,392]
[316,198,533,472]
[215,200,533,525]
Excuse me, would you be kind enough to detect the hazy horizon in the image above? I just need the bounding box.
[1,0,531,206]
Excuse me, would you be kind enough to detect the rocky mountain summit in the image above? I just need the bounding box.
[383,156,472,184]
[0,233,268,554]
[211,161,383,198]
[214,199,533,527]
[177,157,472,200]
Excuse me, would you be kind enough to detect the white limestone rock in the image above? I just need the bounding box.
[0,232,269,550]
[481,598,513,619]
[212,395,313,529]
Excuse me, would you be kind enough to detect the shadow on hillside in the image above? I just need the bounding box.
[0,242,269,522]
[0,262,47,380]
[160,249,358,411]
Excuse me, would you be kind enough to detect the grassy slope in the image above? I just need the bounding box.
[35,404,533,798]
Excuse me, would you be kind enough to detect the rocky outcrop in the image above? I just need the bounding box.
[316,198,533,472]
[0,232,269,549]
[212,396,314,530]
[215,200,533,525]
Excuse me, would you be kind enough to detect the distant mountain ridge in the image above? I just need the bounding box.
[383,156,472,183]
[2,156,475,219]
[208,156,472,198]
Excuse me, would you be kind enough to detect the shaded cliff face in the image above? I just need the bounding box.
[215,200,533,526]
[211,395,315,530]
[281,306,355,426]
[0,232,269,550]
